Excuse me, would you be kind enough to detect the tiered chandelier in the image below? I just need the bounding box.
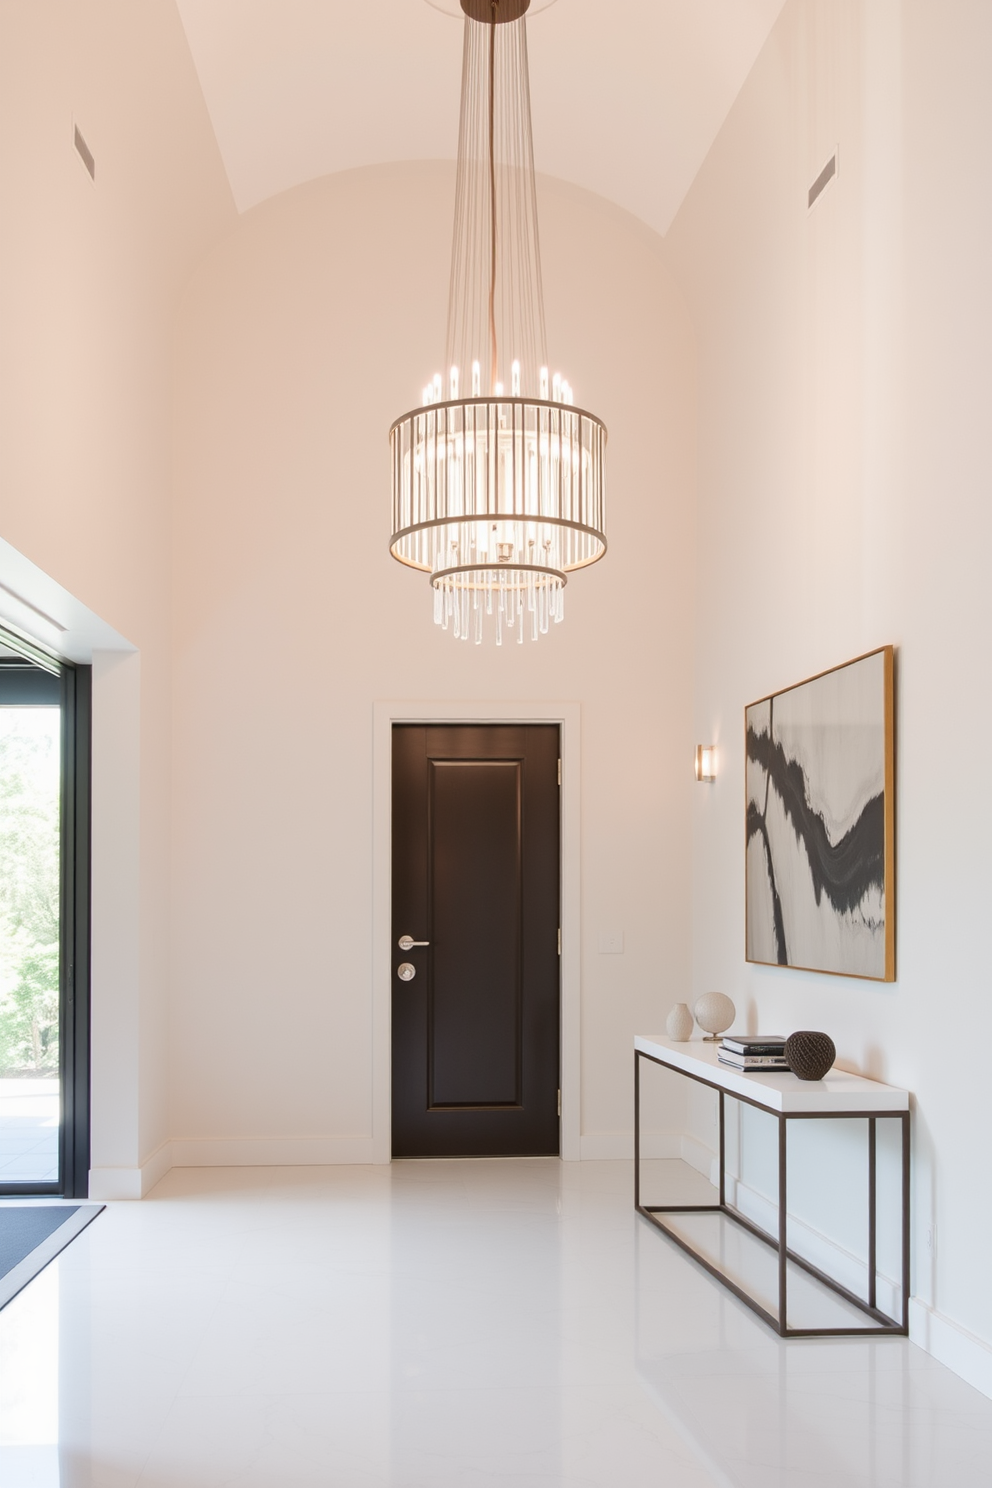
[389,0,607,644]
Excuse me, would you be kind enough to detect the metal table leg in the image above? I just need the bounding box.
[868,1116,877,1311]
[778,1114,788,1335]
[634,1050,641,1210]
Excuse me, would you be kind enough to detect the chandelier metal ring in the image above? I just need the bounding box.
[389,519,608,560]
[389,394,607,430]
[429,563,568,587]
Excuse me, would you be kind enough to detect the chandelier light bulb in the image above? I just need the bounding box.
[389,0,608,644]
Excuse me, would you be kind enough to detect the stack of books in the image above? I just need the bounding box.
[718,1035,789,1071]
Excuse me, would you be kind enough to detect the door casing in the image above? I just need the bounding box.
[372,700,581,1163]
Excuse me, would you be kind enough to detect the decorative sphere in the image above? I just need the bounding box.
[693,992,736,1036]
[785,1030,836,1081]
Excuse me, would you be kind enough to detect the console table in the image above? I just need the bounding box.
[634,1035,910,1338]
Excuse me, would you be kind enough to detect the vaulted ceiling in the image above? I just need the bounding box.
[175,0,786,235]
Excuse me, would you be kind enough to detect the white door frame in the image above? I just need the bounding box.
[371,700,581,1163]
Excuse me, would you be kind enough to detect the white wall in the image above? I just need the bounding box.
[666,0,992,1394]
[0,0,235,1194]
[169,163,696,1162]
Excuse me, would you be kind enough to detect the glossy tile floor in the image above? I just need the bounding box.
[2,1159,992,1486]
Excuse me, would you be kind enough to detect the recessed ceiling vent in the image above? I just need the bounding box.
[74,123,95,180]
[808,151,837,211]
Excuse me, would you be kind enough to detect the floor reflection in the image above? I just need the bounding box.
[634,1204,992,1488]
[0,1259,60,1486]
[1,1161,991,1486]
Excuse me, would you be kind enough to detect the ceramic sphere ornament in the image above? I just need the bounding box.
[666,1002,694,1042]
[693,992,736,1042]
[785,1030,836,1081]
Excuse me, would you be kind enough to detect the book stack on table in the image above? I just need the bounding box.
[718,1035,789,1071]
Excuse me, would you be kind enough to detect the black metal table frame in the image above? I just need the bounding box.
[634,1047,910,1338]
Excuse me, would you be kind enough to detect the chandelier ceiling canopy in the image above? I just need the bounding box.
[389,0,608,644]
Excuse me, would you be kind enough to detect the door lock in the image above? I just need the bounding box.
[398,935,430,951]
[397,962,417,982]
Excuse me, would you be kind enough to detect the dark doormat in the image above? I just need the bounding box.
[0,1204,104,1311]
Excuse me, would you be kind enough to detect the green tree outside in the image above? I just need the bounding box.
[0,710,60,1076]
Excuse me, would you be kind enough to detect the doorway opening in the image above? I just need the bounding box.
[0,631,90,1197]
[391,724,560,1158]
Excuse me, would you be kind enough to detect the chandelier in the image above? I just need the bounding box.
[389,0,607,644]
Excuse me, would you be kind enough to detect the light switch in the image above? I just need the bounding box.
[598,931,624,954]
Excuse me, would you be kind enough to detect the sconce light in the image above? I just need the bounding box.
[695,745,717,782]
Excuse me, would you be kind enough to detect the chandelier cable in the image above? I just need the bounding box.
[488,3,498,392]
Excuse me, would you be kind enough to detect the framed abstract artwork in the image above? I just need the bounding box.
[745,646,895,981]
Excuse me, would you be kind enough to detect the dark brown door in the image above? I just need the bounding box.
[391,724,560,1157]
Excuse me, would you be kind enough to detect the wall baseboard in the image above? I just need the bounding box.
[909,1298,992,1401]
[98,1132,687,1189]
[170,1136,380,1167]
[679,1134,715,1178]
[89,1139,173,1200]
[579,1131,681,1160]
[89,1136,383,1197]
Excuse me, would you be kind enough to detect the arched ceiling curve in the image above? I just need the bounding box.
[176,0,786,236]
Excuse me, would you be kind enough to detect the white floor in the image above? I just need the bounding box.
[2,1159,992,1487]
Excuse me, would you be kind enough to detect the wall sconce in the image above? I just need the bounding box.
[695,745,717,782]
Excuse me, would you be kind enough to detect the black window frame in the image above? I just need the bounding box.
[0,632,91,1198]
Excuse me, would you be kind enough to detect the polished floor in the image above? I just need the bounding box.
[1,1159,991,1486]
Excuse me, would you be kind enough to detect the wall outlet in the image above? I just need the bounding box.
[598,931,624,954]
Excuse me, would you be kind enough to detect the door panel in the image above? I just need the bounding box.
[431,761,521,1106]
[392,725,559,1157]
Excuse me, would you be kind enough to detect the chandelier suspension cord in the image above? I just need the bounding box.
[488,2,498,392]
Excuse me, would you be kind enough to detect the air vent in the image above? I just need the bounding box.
[808,151,837,210]
[74,123,95,180]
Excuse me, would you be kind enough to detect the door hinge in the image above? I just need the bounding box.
[557,757,562,786]
[557,927,561,956]
[557,1088,562,1118]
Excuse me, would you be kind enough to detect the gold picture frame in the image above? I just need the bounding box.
[745,645,895,982]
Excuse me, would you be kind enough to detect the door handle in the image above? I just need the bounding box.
[398,935,430,951]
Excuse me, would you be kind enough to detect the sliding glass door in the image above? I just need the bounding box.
[0,637,90,1197]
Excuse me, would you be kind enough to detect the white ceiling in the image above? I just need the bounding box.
[175,0,786,236]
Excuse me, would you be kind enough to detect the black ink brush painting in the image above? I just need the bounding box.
[745,647,895,981]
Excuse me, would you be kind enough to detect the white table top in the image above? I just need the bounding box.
[634,1035,909,1113]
